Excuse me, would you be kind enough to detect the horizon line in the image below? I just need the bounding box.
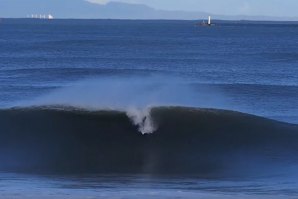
[1,17,298,23]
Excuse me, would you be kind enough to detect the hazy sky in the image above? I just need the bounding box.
[89,0,298,17]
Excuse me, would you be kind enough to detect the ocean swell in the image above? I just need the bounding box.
[0,106,297,175]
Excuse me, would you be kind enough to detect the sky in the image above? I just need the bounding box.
[88,0,298,17]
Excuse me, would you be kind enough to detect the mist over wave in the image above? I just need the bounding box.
[2,75,297,176]
[20,76,227,109]
[15,76,228,134]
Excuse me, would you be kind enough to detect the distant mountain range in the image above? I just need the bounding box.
[0,0,297,21]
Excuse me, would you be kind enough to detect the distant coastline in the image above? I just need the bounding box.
[1,18,298,24]
[0,1,297,22]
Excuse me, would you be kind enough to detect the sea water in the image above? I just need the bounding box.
[0,19,298,198]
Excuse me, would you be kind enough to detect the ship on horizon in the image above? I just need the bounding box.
[200,16,214,26]
[28,14,54,20]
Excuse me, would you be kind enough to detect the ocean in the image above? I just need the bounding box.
[0,19,298,198]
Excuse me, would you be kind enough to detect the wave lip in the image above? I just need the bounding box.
[0,106,297,175]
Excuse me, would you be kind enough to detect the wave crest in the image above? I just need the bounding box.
[0,106,298,175]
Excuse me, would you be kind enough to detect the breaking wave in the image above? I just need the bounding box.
[1,77,298,176]
[0,106,297,176]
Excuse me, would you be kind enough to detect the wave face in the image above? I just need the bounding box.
[0,106,298,176]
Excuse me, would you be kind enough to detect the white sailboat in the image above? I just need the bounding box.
[200,16,214,26]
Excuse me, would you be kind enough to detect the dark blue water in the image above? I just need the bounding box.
[0,19,298,198]
[1,19,298,122]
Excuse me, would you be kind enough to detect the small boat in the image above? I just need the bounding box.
[29,14,54,20]
[48,14,54,20]
[200,16,214,26]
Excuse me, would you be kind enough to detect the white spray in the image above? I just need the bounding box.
[17,75,227,134]
[126,107,156,134]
